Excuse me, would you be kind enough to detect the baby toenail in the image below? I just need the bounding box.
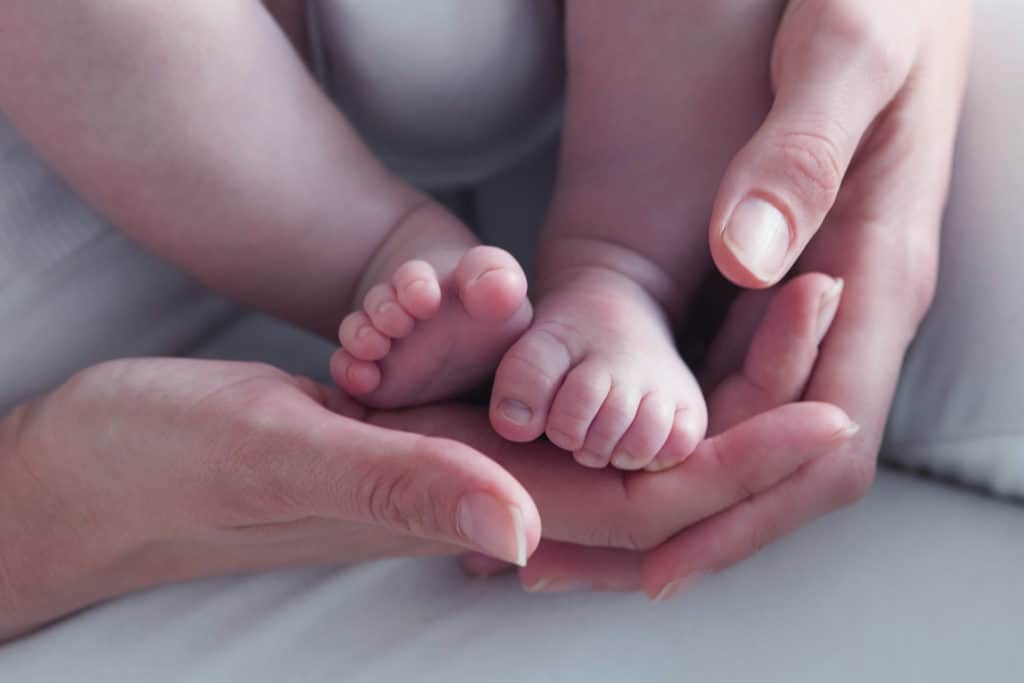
[576,450,606,468]
[645,458,675,473]
[469,266,505,286]
[356,325,374,338]
[611,451,640,469]
[407,280,431,294]
[499,400,533,425]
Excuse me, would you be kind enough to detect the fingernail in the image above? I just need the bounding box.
[833,421,862,440]
[468,266,506,287]
[723,198,791,283]
[457,494,528,567]
[815,277,845,345]
[460,552,512,578]
[524,576,593,594]
[653,571,706,602]
[499,399,533,426]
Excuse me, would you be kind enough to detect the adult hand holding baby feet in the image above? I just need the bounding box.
[332,203,532,409]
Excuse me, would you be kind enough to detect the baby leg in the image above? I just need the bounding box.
[491,0,786,470]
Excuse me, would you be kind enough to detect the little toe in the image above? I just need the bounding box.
[338,311,391,361]
[576,386,640,469]
[455,246,529,322]
[646,406,706,472]
[545,360,611,453]
[364,284,415,338]
[393,260,442,320]
[490,327,575,442]
[610,392,675,471]
[330,349,382,396]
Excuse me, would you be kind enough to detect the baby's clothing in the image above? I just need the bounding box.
[309,0,564,189]
[0,115,234,415]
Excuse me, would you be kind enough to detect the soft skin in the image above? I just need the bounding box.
[0,272,853,641]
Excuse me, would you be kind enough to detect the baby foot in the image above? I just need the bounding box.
[332,245,532,409]
[490,267,706,471]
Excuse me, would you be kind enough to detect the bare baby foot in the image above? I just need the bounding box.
[333,245,532,409]
[490,267,706,471]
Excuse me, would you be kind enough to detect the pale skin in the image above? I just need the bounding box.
[0,0,969,631]
[0,0,779,471]
[489,0,788,471]
[485,0,972,597]
[0,0,535,411]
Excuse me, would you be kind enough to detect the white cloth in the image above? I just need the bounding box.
[0,119,235,415]
[882,1,1024,499]
[309,0,564,189]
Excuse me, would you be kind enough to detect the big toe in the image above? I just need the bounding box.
[490,326,574,442]
[456,246,528,322]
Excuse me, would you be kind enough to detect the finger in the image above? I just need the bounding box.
[518,541,642,594]
[459,552,515,578]
[699,287,773,393]
[511,401,858,589]
[640,284,894,600]
[645,219,926,601]
[370,400,853,554]
[536,403,855,551]
[515,272,850,589]
[265,397,542,566]
[709,0,917,287]
[707,273,843,434]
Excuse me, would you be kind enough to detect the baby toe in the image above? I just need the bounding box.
[545,360,611,453]
[576,386,639,469]
[338,311,391,361]
[330,349,382,396]
[393,260,442,320]
[490,326,574,443]
[455,246,529,322]
[647,406,706,472]
[611,392,675,471]
[364,284,415,338]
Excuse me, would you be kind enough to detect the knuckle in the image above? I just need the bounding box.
[816,2,905,89]
[355,438,446,537]
[775,130,845,215]
[705,438,758,501]
[359,467,420,533]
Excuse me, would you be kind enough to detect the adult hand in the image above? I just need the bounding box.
[0,299,854,640]
[0,358,542,641]
[650,0,972,596]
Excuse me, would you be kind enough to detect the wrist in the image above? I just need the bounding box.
[0,391,138,641]
[0,399,55,640]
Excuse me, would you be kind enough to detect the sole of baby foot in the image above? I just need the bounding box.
[489,268,706,471]
[334,245,532,409]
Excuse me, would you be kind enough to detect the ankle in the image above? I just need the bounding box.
[535,235,689,319]
[351,200,475,310]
